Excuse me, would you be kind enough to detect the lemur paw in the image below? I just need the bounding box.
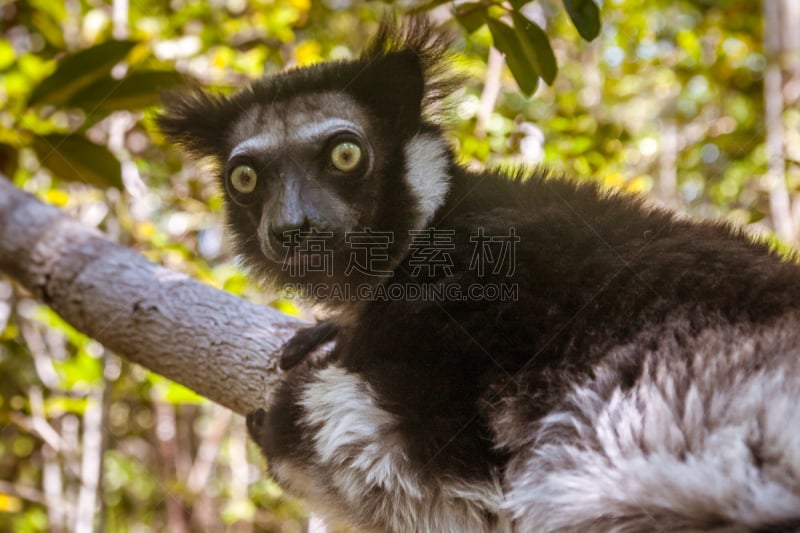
[245,408,267,441]
[280,320,340,370]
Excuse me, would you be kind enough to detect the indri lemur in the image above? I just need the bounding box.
[159,17,800,533]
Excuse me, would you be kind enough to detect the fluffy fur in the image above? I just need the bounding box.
[161,17,800,533]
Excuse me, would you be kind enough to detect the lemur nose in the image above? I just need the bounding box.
[272,218,311,242]
[270,217,314,256]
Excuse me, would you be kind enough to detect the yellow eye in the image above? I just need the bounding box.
[230,165,257,193]
[330,142,362,172]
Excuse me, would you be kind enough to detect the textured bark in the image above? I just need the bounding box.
[0,174,301,415]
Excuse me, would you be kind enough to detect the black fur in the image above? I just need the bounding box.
[279,319,339,370]
[158,17,460,160]
[163,17,800,533]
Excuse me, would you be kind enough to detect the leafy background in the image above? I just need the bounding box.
[0,0,797,531]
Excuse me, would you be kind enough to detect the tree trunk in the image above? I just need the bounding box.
[0,173,301,416]
[762,0,800,243]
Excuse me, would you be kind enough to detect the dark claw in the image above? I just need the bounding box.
[280,320,339,370]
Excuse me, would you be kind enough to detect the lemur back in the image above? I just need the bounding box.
[160,17,800,532]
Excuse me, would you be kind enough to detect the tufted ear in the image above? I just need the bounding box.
[346,16,457,136]
[347,49,425,136]
[157,88,236,160]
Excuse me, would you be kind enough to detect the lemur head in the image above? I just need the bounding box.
[159,17,459,296]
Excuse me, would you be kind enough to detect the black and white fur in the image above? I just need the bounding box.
[160,18,800,532]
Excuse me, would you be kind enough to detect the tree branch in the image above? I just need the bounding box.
[0,174,300,415]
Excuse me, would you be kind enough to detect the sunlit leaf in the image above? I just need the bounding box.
[511,12,557,85]
[33,306,91,348]
[0,323,17,341]
[31,12,66,49]
[17,54,51,82]
[564,0,601,41]
[295,41,322,66]
[32,134,122,188]
[0,40,15,70]
[222,272,249,295]
[0,493,22,513]
[66,70,185,113]
[148,373,207,405]
[51,351,103,390]
[45,396,89,416]
[43,189,70,206]
[487,18,539,96]
[271,299,303,317]
[27,40,137,107]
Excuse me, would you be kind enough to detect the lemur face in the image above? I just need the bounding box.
[222,92,376,265]
[215,92,450,294]
[158,20,457,296]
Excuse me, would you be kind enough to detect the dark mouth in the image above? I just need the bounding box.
[259,236,287,264]
[260,232,344,265]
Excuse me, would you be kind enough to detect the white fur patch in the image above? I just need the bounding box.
[294,118,362,143]
[231,132,278,158]
[291,365,511,532]
[228,91,370,160]
[300,365,418,494]
[404,133,451,228]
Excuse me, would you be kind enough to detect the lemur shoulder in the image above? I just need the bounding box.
[159,17,800,533]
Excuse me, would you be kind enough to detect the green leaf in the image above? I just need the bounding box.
[45,396,89,416]
[454,3,488,34]
[29,0,67,21]
[511,12,557,85]
[27,0,67,47]
[487,18,539,96]
[32,134,122,189]
[409,0,453,14]
[31,12,66,49]
[509,0,529,9]
[27,40,138,107]
[66,70,186,113]
[148,373,207,405]
[564,0,601,41]
[0,40,15,71]
[53,352,103,390]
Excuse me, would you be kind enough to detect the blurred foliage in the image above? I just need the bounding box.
[0,0,796,531]
[452,0,597,94]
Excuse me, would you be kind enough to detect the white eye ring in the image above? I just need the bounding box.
[330,142,362,172]
[230,165,258,193]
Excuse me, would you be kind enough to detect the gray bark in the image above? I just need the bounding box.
[0,173,300,415]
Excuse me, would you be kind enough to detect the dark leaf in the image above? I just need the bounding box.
[32,134,122,189]
[27,40,138,107]
[509,0,529,9]
[0,143,18,176]
[66,71,186,113]
[511,12,557,85]
[454,3,488,34]
[564,0,601,41]
[487,18,539,96]
[748,210,766,223]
